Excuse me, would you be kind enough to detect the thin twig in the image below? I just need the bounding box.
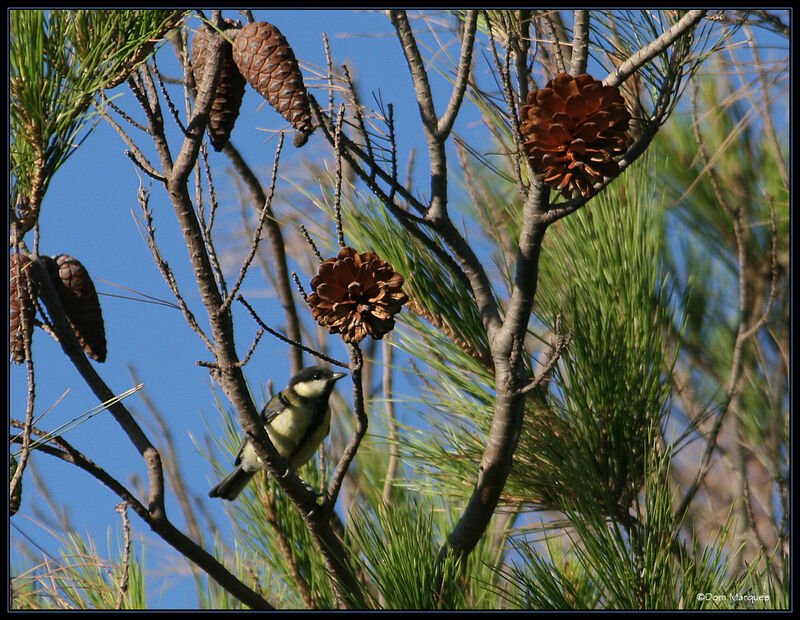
[238,328,265,367]
[124,150,167,183]
[381,337,398,504]
[333,105,347,248]
[323,33,335,115]
[325,345,366,509]
[518,318,573,396]
[740,199,779,341]
[311,95,428,216]
[485,16,527,197]
[437,10,478,139]
[132,181,214,352]
[298,225,325,263]
[103,96,151,134]
[10,420,272,610]
[604,10,707,88]
[221,134,285,314]
[570,10,590,75]
[341,65,373,163]
[738,25,788,188]
[114,502,132,610]
[139,66,175,178]
[198,146,217,237]
[152,54,188,136]
[127,366,204,546]
[9,242,36,510]
[237,295,349,369]
[195,146,228,299]
[292,272,309,300]
[223,140,305,374]
[543,10,569,74]
[262,490,314,608]
[675,84,772,521]
[99,98,165,181]
[386,103,398,203]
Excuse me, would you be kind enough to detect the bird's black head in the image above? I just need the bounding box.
[289,365,347,399]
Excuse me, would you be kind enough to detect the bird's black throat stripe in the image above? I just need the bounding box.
[288,388,333,461]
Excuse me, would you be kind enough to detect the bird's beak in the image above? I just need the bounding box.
[331,371,347,382]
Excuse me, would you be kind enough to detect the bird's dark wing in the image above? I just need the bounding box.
[232,392,290,465]
[261,390,290,425]
[232,436,249,466]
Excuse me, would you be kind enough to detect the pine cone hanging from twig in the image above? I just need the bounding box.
[232,20,313,147]
[46,255,107,362]
[307,247,408,344]
[520,73,632,198]
[191,20,247,151]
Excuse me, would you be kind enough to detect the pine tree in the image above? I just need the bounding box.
[10,10,788,610]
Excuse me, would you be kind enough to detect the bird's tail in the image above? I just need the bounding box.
[208,465,256,501]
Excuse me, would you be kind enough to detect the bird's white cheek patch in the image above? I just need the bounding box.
[292,379,329,398]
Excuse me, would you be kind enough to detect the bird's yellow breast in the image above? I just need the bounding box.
[266,405,331,469]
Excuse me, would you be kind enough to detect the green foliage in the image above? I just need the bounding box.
[347,498,465,609]
[10,528,146,609]
[511,152,679,514]
[654,46,788,577]
[346,495,507,609]
[499,446,777,610]
[657,56,789,386]
[9,9,185,228]
[499,521,604,609]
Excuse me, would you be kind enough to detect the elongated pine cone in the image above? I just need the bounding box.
[191,20,247,151]
[520,73,632,198]
[232,21,313,147]
[307,247,409,344]
[10,253,39,364]
[46,255,107,362]
[10,455,22,516]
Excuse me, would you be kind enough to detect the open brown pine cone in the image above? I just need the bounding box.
[306,247,408,344]
[520,73,632,199]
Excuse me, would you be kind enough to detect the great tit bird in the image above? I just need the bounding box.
[209,365,347,501]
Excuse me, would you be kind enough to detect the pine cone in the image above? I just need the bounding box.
[231,21,313,147]
[520,73,632,198]
[10,455,22,516]
[191,20,247,151]
[307,247,408,344]
[9,253,38,364]
[47,255,107,362]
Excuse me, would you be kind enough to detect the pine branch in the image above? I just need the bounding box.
[604,10,707,88]
[445,176,550,559]
[10,420,272,609]
[570,10,590,75]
